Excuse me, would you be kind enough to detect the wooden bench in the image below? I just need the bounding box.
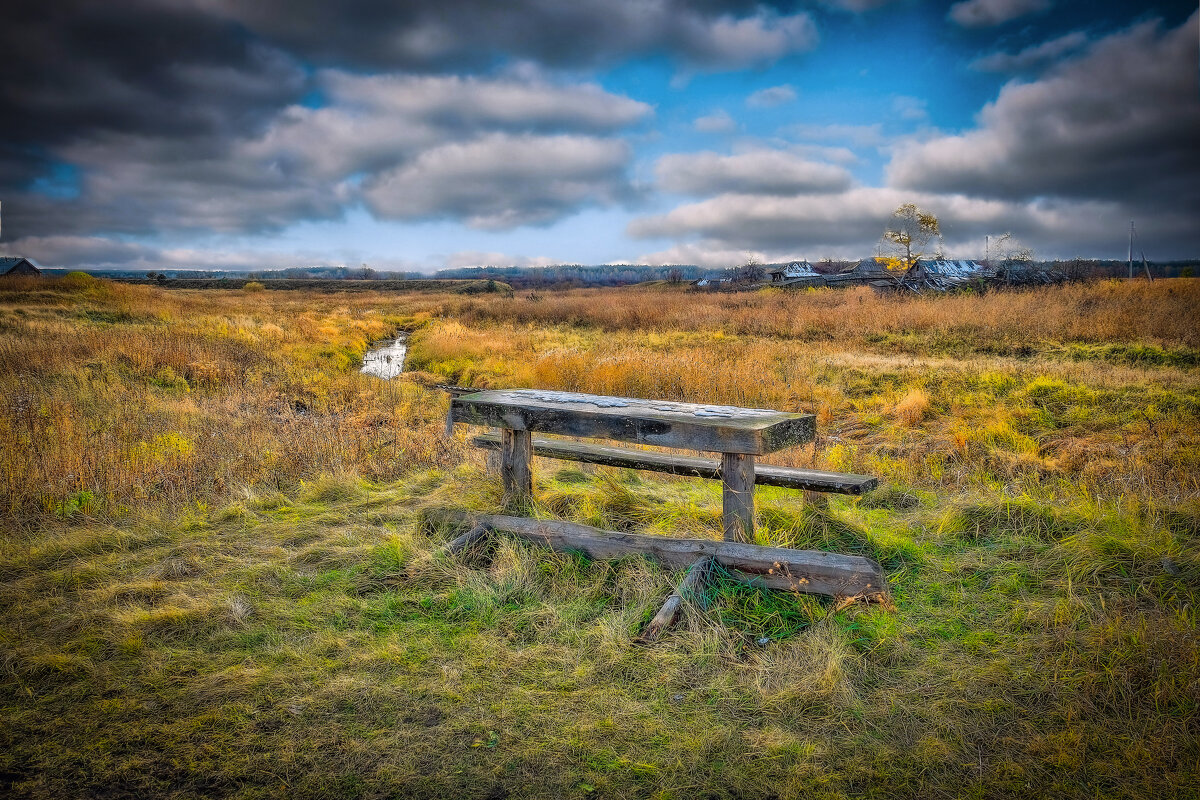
[446,389,888,637]
[451,389,876,540]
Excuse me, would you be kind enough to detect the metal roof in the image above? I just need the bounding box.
[919,259,986,278]
[1,256,40,274]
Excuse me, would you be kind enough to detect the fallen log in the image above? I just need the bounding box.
[437,512,888,601]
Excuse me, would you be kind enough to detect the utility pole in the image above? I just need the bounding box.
[1128,220,1134,279]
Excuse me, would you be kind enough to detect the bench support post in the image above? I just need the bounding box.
[501,428,533,500]
[722,452,755,543]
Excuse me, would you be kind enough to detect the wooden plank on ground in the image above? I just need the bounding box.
[443,523,491,556]
[640,556,714,642]
[452,389,814,455]
[470,433,877,495]
[442,513,888,600]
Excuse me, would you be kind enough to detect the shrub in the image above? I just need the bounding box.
[894,388,931,426]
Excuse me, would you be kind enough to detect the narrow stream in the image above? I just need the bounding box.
[361,334,408,379]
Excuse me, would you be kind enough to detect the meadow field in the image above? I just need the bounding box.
[1,274,1197,798]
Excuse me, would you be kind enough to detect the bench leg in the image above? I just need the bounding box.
[501,428,533,501]
[485,427,502,475]
[722,452,755,543]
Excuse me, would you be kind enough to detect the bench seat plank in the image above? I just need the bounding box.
[452,389,814,455]
[470,433,877,495]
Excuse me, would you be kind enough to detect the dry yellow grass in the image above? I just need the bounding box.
[0,276,1197,799]
[407,310,1200,503]
[893,388,931,426]
[437,280,1200,349]
[0,277,459,524]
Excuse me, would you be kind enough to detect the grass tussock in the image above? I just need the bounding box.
[2,277,1198,797]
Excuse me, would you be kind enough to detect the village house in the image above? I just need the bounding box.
[767,261,822,287]
[1,256,41,277]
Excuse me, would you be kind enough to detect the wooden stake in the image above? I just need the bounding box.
[443,523,491,556]
[722,452,755,543]
[640,556,714,642]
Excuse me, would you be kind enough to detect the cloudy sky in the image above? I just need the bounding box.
[2,0,1197,271]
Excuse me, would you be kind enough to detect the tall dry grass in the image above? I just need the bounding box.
[0,277,460,525]
[407,312,1200,502]
[4,276,1197,523]
[438,280,1200,350]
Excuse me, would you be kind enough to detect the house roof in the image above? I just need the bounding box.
[769,261,818,277]
[919,259,985,278]
[1,256,41,275]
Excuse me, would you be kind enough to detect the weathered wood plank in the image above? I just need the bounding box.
[469,433,878,495]
[440,513,888,600]
[501,428,533,500]
[452,389,814,455]
[640,556,714,642]
[722,452,755,543]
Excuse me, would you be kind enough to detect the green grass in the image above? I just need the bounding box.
[2,468,1197,799]
[3,280,1199,798]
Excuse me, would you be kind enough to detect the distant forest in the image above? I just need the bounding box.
[55,259,1199,287]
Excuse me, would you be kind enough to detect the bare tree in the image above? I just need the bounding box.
[736,257,765,284]
[990,232,1034,282]
[881,203,940,271]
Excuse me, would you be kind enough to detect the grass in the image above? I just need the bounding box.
[1,276,1198,798]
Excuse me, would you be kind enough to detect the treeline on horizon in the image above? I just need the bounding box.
[50,258,1199,288]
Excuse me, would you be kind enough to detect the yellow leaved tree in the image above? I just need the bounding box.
[881,203,940,271]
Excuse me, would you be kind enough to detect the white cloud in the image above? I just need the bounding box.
[319,71,652,133]
[693,110,738,134]
[655,150,852,195]
[786,143,860,165]
[891,95,928,121]
[362,134,633,229]
[816,0,905,12]
[783,122,886,148]
[246,71,652,181]
[970,31,1088,72]
[689,12,818,68]
[889,15,1200,212]
[948,0,1051,28]
[636,242,770,269]
[626,185,1174,260]
[3,234,347,272]
[16,71,652,237]
[199,0,819,71]
[441,251,560,269]
[746,84,797,108]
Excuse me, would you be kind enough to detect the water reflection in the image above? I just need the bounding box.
[361,335,407,379]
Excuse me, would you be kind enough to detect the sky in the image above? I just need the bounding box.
[2,0,1198,272]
